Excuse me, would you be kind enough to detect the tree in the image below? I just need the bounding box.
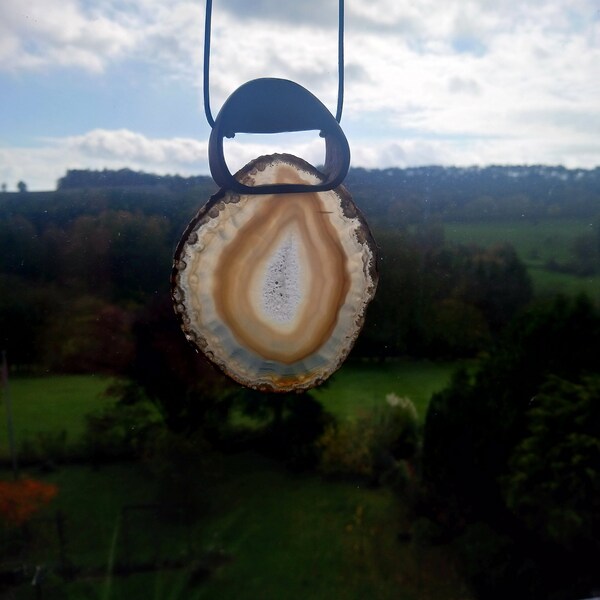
[0,215,44,278]
[456,243,533,333]
[17,181,27,193]
[422,295,600,522]
[570,228,600,275]
[42,296,135,374]
[421,295,600,599]
[121,296,235,436]
[62,210,172,303]
[357,228,531,359]
[503,375,600,550]
[0,275,60,366]
[356,228,423,358]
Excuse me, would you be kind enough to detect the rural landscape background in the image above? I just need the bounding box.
[1,164,599,599]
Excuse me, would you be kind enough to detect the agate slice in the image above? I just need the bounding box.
[172,154,378,392]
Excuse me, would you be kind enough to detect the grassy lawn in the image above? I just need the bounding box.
[6,456,470,600]
[313,359,458,423]
[189,453,468,600]
[0,375,112,459]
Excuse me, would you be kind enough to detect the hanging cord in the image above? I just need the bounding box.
[203,0,215,127]
[203,0,345,128]
[335,0,344,123]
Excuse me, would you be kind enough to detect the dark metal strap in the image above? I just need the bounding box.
[208,78,350,194]
[203,0,345,128]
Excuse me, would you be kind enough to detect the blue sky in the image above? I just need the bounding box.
[1,0,599,190]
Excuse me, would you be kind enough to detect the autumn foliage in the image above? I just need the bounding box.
[0,478,58,526]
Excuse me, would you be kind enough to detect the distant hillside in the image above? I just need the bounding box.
[345,164,600,224]
[52,165,600,224]
[57,168,215,192]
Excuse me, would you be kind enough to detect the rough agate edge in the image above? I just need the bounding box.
[172,154,378,392]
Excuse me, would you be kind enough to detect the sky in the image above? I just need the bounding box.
[0,0,599,190]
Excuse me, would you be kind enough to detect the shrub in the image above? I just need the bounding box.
[503,375,600,550]
[81,400,162,463]
[318,394,419,485]
[318,419,375,478]
[0,478,58,526]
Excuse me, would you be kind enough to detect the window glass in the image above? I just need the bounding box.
[0,1,598,598]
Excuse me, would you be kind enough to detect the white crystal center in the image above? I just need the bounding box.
[261,232,303,325]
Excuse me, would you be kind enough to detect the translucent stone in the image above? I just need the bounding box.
[172,154,378,392]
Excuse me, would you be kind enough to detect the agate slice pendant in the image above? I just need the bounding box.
[172,154,378,392]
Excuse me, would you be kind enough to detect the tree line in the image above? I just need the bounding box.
[1,190,533,370]
[51,165,600,224]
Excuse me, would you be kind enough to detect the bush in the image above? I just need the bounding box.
[0,478,58,526]
[503,375,600,550]
[226,390,335,470]
[318,394,419,487]
[81,400,162,464]
[318,420,374,478]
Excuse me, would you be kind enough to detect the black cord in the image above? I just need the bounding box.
[203,0,345,127]
[203,0,215,127]
[335,0,344,123]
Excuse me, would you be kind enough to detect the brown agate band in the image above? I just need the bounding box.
[172,154,378,392]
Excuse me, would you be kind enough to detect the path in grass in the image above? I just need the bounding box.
[313,360,458,423]
[0,375,111,459]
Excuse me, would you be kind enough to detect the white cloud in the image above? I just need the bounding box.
[219,0,338,25]
[0,0,135,72]
[0,0,598,173]
[65,129,206,164]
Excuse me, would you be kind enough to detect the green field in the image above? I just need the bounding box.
[314,359,458,423]
[528,265,600,300]
[0,375,112,459]
[445,218,600,301]
[445,217,593,264]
